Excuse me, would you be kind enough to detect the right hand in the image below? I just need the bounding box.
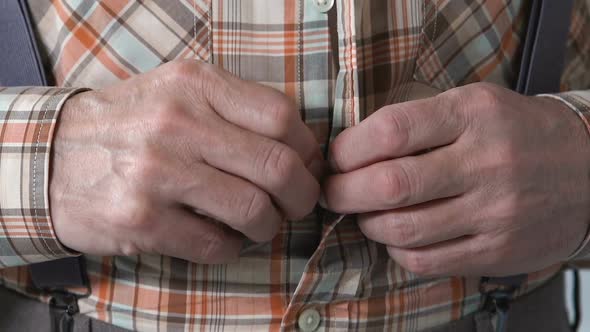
[49,60,324,264]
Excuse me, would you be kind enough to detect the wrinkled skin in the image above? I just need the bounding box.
[323,83,590,277]
[50,60,323,264]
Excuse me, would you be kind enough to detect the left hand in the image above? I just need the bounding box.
[322,83,590,277]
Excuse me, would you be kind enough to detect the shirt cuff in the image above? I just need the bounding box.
[539,91,590,261]
[0,87,85,267]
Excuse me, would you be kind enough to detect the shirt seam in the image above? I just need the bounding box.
[33,90,60,257]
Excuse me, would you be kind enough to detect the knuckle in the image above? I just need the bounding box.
[443,83,504,123]
[478,144,520,182]
[259,143,300,190]
[163,61,221,102]
[379,163,414,207]
[266,95,298,139]
[403,252,435,276]
[239,189,273,228]
[166,60,216,83]
[198,229,234,262]
[165,60,198,83]
[193,61,221,81]
[148,100,186,137]
[389,216,420,248]
[114,198,155,231]
[469,83,503,114]
[435,94,467,135]
[374,109,411,153]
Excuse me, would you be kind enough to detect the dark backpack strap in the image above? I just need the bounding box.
[516,0,575,95]
[481,1,575,331]
[0,0,47,86]
[30,257,88,290]
[0,0,88,291]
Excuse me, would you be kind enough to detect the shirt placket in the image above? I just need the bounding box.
[330,0,361,139]
[281,0,363,330]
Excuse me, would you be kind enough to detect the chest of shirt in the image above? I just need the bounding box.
[29,0,526,145]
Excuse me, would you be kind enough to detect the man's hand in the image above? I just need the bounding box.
[50,60,323,264]
[323,83,590,277]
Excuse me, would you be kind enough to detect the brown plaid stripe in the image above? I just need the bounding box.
[1,0,589,331]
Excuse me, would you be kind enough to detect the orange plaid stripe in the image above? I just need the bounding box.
[2,0,590,331]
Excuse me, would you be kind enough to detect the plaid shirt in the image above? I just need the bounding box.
[1,0,590,331]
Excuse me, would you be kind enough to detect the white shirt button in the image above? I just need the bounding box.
[297,308,321,332]
[312,0,334,13]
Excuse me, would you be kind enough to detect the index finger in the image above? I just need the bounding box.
[322,145,470,214]
[328,96,465,173]
[192,63,324,174]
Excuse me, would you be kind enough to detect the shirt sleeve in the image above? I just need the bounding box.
[0,87,83,267]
